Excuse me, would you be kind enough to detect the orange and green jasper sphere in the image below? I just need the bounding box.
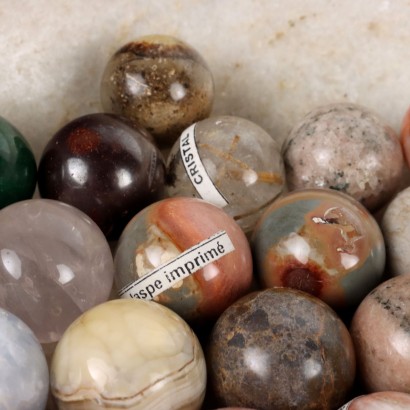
[251,188,385,310]
[114,197,253,322]
[0,116,37,209]
[100,34,214,148]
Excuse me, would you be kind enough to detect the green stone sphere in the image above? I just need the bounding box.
[0,116,37,209]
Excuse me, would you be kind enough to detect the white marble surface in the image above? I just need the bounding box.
[1,0,410,161]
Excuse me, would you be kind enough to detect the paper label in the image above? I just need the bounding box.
[119,230,235,300]
[180,123,228,208]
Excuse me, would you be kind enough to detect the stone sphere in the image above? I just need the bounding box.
[381,186,410,276]
[114,197,253,322]
[282,102,403,211]
[252,188,385,310]
[0,199,114,343]
[0,115,37,209]
[0,307,49,410]
[38,113,165,239]
[51,299,206,410]
[351,274,410,393]
[100,34,214,147]
[208,288,356,410]
[338,391,410,409]
[165,115,285,234]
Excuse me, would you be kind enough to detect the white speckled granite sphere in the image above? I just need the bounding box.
[0,199,114,343]
[51,299,206,410]
[283,103,404,211]
[166,115,285,234]
[0,307,49,410]
[381,186,410,276]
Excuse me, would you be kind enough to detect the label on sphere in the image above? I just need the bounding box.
[118,230,235,300]
[179,123,229,208]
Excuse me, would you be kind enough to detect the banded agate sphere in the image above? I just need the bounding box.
[51,299,206,410]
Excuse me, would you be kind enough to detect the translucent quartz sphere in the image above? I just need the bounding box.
[283,102,403,211]
[0,307,49,410]
[114,197,253,322]
[50,299,206,410]
[166,115,285,234]
[100,34,214,147]
[0,199,114,343]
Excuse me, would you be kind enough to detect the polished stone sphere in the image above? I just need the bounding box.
[338,391,410,409]
[283,102,403,211]
[0,115,37,209]
[51,299,206,410]
[114,197,253,323]
[0,199,114,343]
[252,188,385,310]
[208,288,356,410]
[100,34,214,147]
[166,115,285,234]
[38,113,165,239]
[351,274,410,393]
[0,307,49,410]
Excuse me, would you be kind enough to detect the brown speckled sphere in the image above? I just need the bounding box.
[100,34,214,147]
[208,288,356,410]
[282,103,404,211]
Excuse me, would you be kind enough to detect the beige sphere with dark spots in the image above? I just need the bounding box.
[101,34,214,148]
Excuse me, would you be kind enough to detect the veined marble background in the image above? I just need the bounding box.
[1,0,409,160]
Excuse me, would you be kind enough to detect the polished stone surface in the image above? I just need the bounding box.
[0,115,37,209]
[208,288,356,410]
[50,299,206,410]
[381,186,410,276]
[166,115,285,234]
[339,391,410,409]
[283,103,403,211]
[114,197,253,322]
[0,199,114,343]
[0,307,49,410]
[101,34,214,147]
[38,113,165,239]
[351,274,410,393]
[252,188,385,310]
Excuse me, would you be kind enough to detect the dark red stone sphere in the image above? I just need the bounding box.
[38,113,165,239]
[208,288,356,410]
